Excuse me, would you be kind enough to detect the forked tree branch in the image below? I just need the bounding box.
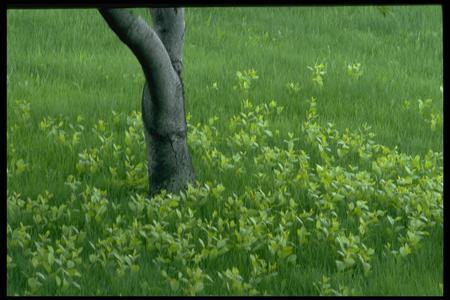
[99,8,178,99]
[150,8,185,75]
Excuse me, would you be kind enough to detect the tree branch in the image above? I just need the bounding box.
[149,8,185,75]
[99,8,178,99]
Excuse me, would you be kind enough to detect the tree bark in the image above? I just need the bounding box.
[99,8,195,196]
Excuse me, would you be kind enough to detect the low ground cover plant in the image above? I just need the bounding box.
[7,69,443,295]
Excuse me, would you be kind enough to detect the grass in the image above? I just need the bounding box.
[7,6,443,296]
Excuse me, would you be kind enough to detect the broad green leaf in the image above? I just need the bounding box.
[336,260,346,272]
[399,244,412,257]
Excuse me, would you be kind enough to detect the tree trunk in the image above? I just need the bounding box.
[99,8,195,196]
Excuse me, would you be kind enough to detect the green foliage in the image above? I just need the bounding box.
[314,275,356,296]
[308,62,326,87]
[346,63,363,80]
[7,7,442,296]
[417,98,442,131]
[7,76,443,294]
[234,69,259,93]
[286,82,302,94]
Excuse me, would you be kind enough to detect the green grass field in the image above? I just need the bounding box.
[7,6,443,296]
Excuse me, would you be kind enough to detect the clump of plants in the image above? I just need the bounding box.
[7,70,442,296]
[346,63,363,80]
[307,62,326,87]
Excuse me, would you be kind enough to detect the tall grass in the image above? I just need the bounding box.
[7,6,443,296]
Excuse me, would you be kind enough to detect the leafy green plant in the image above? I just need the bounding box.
[7,69,442,296]
[314,275,356,296]
[417,99,442,131]
[286,82,301,94]
[307,62,326,87]
[234,69,259,93]
[346,63,363,80]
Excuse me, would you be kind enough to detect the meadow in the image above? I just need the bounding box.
[6,6,443,295]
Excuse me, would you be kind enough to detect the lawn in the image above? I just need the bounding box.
[7,6,443,296]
